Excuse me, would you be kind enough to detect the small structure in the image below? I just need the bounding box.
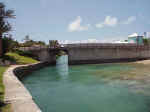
[128,33,143,45]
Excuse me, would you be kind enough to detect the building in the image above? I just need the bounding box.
[128,33,144,45]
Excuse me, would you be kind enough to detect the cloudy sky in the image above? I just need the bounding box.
[2,0,150,43]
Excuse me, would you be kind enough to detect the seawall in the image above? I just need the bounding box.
[67,44,150,65]
[3,62,51,112]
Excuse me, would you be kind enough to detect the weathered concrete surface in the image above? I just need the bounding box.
[67,46,150,64]
[4,65,41,112]
[19,44,150,65]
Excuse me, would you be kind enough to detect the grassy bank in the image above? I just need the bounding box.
[0,66,11,112]
[5,52,39,64]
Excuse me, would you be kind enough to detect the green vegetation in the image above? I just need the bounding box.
[0,3,15,38]
[5,52,38,64]
[2,35,19,54]
[143,38,150,45]
[0,66,11,112]
[49,40,60,48]
[20,35,46,47]
[56,51,67,59]
[0,2,15,56]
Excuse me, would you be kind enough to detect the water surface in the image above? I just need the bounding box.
[22,56,150,112]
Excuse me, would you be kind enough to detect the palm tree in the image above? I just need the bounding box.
[0,2,15,55]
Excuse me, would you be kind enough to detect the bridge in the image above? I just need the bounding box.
[19,43,150,65]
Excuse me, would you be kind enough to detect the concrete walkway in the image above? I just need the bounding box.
[3,65,41,112]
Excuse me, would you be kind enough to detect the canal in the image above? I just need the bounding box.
[22,55,150,112]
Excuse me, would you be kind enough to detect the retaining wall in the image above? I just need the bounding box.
[67,45,150,64]
[3,62,51,112]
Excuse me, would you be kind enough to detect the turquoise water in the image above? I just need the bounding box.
[22,56,150,112]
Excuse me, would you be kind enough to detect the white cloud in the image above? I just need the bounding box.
[96,16,118,28]
[68,16,90,32]
[122,16,136,24]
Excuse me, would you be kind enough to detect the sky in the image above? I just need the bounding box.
[1,0,150,43]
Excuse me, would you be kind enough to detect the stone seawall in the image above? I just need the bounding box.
[13,62,52,80]
[3,62,51,112]
[68,46,150,65]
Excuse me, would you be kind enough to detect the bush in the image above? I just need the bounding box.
[2,36,19,54]
[143,38,150,45]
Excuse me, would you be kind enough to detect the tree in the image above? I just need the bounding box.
[0,2,15,55]
[36,41,46,46]
[22,35,46,47]
[2,34,19,53]
[143,38,150,45]
[49,40,60,48]
[0,2,15,38]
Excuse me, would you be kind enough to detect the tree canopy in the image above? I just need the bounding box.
[0,2,15,37]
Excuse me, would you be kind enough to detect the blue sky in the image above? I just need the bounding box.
[2,0,150,43]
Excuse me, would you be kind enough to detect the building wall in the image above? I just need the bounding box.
[128,37,137,43]
[128,36,143,45]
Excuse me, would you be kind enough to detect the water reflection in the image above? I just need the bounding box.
[56,55,69,78]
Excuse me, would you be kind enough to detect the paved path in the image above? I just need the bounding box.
[3,65,41,112]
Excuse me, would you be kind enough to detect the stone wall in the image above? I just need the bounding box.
[13,62,52,80]
[19,44,150,65]
[67,46,150,64]
[26,48,56,64]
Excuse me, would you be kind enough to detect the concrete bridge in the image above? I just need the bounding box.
[20,43,150,65]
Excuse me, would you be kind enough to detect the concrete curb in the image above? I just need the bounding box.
[3,64,42,112]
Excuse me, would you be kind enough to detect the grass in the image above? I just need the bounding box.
[0,66,11,112]
[5,52,39,64]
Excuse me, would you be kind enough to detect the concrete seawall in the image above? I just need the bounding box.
[67,45,150,65]
[3,62,50,112]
